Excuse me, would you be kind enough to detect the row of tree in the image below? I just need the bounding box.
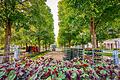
[0,0,54,62]
[58,0,120,48]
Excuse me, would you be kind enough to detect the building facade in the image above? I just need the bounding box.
[103,38,120,49]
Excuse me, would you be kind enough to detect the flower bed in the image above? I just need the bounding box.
[0,57,119,80]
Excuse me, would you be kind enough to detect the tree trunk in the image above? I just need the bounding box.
[26,43,27,48]
[87,44,89,48]
[64,41,65,48]
[45,43,47,51]
[68,40,71,48]
[26,43,28,52]
[90,17,97,48]
[3,19,11,62]
[44,44,45,51]
[68,32,71,48]
[38,37,41,52]
[96,40,99,48]
[48,44,50,50]
[43,46,44,51]
[82,44,84,49]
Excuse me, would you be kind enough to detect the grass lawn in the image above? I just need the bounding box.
[102,53,120,58]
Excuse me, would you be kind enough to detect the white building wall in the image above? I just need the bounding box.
[103,38,120,49]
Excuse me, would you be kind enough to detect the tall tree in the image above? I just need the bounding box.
[58,0,120,48]
[0,0,54,62]
[0,0,31,62]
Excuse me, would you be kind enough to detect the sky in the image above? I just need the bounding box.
[46,0,59,41]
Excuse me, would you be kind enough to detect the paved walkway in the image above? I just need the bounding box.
[43,51,120,64]
[43,51,64,60]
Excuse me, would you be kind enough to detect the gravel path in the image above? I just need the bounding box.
[43,51,64,60]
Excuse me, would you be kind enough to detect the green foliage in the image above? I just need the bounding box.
[58,0,120,47]
[0,0,54,48]
[29,0,54,46]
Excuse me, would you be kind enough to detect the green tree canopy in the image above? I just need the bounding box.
[58,0,120,48]
[0,0,54,62]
